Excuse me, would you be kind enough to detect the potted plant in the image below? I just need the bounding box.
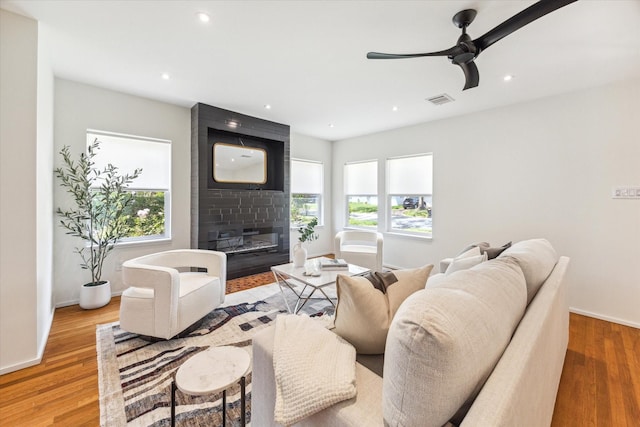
[293,217,318,267]
[55,139,141,309]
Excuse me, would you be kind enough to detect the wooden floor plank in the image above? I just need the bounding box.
[1,275,639,426]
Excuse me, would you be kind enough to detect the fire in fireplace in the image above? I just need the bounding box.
[208,227,282,256]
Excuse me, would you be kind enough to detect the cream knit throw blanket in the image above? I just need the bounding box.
[273,314,357,426]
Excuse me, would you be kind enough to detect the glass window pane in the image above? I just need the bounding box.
[291,193,321,227]
[120,191,167,239]
[347,196,378,228]
[390,195,432,235]
[345,161,377,195]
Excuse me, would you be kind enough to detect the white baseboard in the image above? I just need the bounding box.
[55,290,123,308]
[570,307,640,329]
[0,306,55,375]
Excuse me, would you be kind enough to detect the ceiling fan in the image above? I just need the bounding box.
[367,0,578,90]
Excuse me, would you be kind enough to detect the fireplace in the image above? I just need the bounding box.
[191,103,291,279]
[208,227,282,255]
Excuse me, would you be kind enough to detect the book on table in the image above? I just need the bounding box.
[320,258,349,270]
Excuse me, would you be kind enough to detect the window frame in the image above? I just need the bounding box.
[290,158,324,228]
[86,129,172,244]
[344,160,379,230]
[386,154,433,238]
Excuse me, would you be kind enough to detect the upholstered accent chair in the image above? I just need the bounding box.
[334,230,384,272]
[119,249,227,339]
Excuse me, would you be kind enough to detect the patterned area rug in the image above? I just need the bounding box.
[97,283,335,426]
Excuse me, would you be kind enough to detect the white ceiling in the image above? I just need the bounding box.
[2,0,639,141]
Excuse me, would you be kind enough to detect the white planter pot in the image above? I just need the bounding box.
[79,280,112,309]
[292,243,307,267]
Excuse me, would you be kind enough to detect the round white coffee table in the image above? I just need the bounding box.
[171,346,251,426]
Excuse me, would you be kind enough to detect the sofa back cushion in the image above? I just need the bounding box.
[382,258,527,427]
[498,238,559,305]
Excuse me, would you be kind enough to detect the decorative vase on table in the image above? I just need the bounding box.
[293,243,307,267]
[79,280,112,309]
[294,217,318,267]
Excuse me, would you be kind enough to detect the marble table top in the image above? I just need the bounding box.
[175,346,250,395]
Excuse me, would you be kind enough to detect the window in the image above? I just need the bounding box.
[291,159,323,227]
[387,154,433,236]
[87,130,171,242]
[345,160,378,228]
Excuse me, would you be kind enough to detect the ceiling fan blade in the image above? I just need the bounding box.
[367,46,459,60]
[473,0,578,52]
[457,61,479,90]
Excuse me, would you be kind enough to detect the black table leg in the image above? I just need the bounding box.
[171,380,176,427]
[222,389,226,427]
[241,376,246,426]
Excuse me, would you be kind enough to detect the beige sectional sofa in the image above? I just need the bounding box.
[252,239,570,426]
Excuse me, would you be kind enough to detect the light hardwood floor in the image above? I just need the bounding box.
[1,290,638,426]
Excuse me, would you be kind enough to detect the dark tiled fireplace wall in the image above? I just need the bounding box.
[191,103,290,279]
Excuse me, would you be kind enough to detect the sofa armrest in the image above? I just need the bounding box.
[460,256,570,427]
[252,326,385,427]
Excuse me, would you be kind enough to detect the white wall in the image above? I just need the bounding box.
[53,79,191,305]
[333,79,640,327]
[36,16,55,355]
[0,9,54,374]
[290,132,333,258]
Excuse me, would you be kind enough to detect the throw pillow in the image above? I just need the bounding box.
[334,264,434,354]
[456,242,490,257]
[445,252,488,275]
[482,241,512,259]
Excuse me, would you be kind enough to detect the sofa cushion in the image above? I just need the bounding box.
[383,258,527,427]
[498,238,558,304]
[334,264,433,354]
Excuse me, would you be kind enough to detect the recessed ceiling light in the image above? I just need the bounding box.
[392,106,399,112]
[264,104,272,110]
[503,74,514,82]
[197,12,210,23]
[328,123,335,128]
[161,73,170,80]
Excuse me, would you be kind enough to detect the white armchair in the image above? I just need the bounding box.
[334,230,384,272]
[119,249,227,339]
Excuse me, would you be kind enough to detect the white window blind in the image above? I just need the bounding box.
[292,159,323,193]
[345,160,377,195]
[388,154,432,194]
[87,131,171,190]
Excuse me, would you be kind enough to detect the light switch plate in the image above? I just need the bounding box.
[612,186,640,199]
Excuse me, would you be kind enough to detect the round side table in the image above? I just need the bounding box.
[171,345,251,427]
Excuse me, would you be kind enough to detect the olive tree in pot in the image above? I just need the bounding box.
[55,139,141,309]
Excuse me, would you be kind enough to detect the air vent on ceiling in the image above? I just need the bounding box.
[426,93,455,106]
